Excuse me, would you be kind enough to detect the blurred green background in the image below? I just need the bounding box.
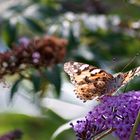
[0,0,140,140]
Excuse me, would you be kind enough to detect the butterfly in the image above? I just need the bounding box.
[64,61,140,102]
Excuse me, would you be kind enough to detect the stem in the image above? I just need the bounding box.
[94,128,116,140]
[129,110,140,140]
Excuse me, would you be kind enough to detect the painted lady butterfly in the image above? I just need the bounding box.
[64,61,140,102]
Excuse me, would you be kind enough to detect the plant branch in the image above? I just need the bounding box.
[94,128,116,140]
[129,110,140,140]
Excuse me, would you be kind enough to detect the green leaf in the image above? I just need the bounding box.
[23,17,44,33]
[1,20,17,47]
[104,0,140,20]
[31,72,42,93]
[51,122,71,140]
[10,77,23,101]
[45,65,61,96]
[41,98,87,119]
[66,28,79,56]
[0,111,71,140]
[8,4,26,13]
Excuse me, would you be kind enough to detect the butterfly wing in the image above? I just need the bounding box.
[64,61,114,101]
[64,61,97,85]
[122,66,140,86]
[112,66,140,91]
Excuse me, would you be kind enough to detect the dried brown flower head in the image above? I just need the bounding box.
[0,36,68,78]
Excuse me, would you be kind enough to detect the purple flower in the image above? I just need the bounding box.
[32,52,40,64]
[19,37,30,47]
[32,52,40,59]
[71,91,140,140]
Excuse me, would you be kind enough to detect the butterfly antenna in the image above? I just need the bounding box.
[121,51,140,72]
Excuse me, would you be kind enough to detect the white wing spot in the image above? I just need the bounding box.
[79,64,89,71]
[73,69,78,73]
[90,69,101,75]
[73,62,79,65]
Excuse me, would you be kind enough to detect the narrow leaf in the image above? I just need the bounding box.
[31,73,41,93]
[2,20,17,47]
[23,17,44,33]
[45,65,61,96]
[10,77,23,101]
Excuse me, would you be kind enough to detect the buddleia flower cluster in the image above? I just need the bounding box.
[71,91,140,140]
[0,36,68,78]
